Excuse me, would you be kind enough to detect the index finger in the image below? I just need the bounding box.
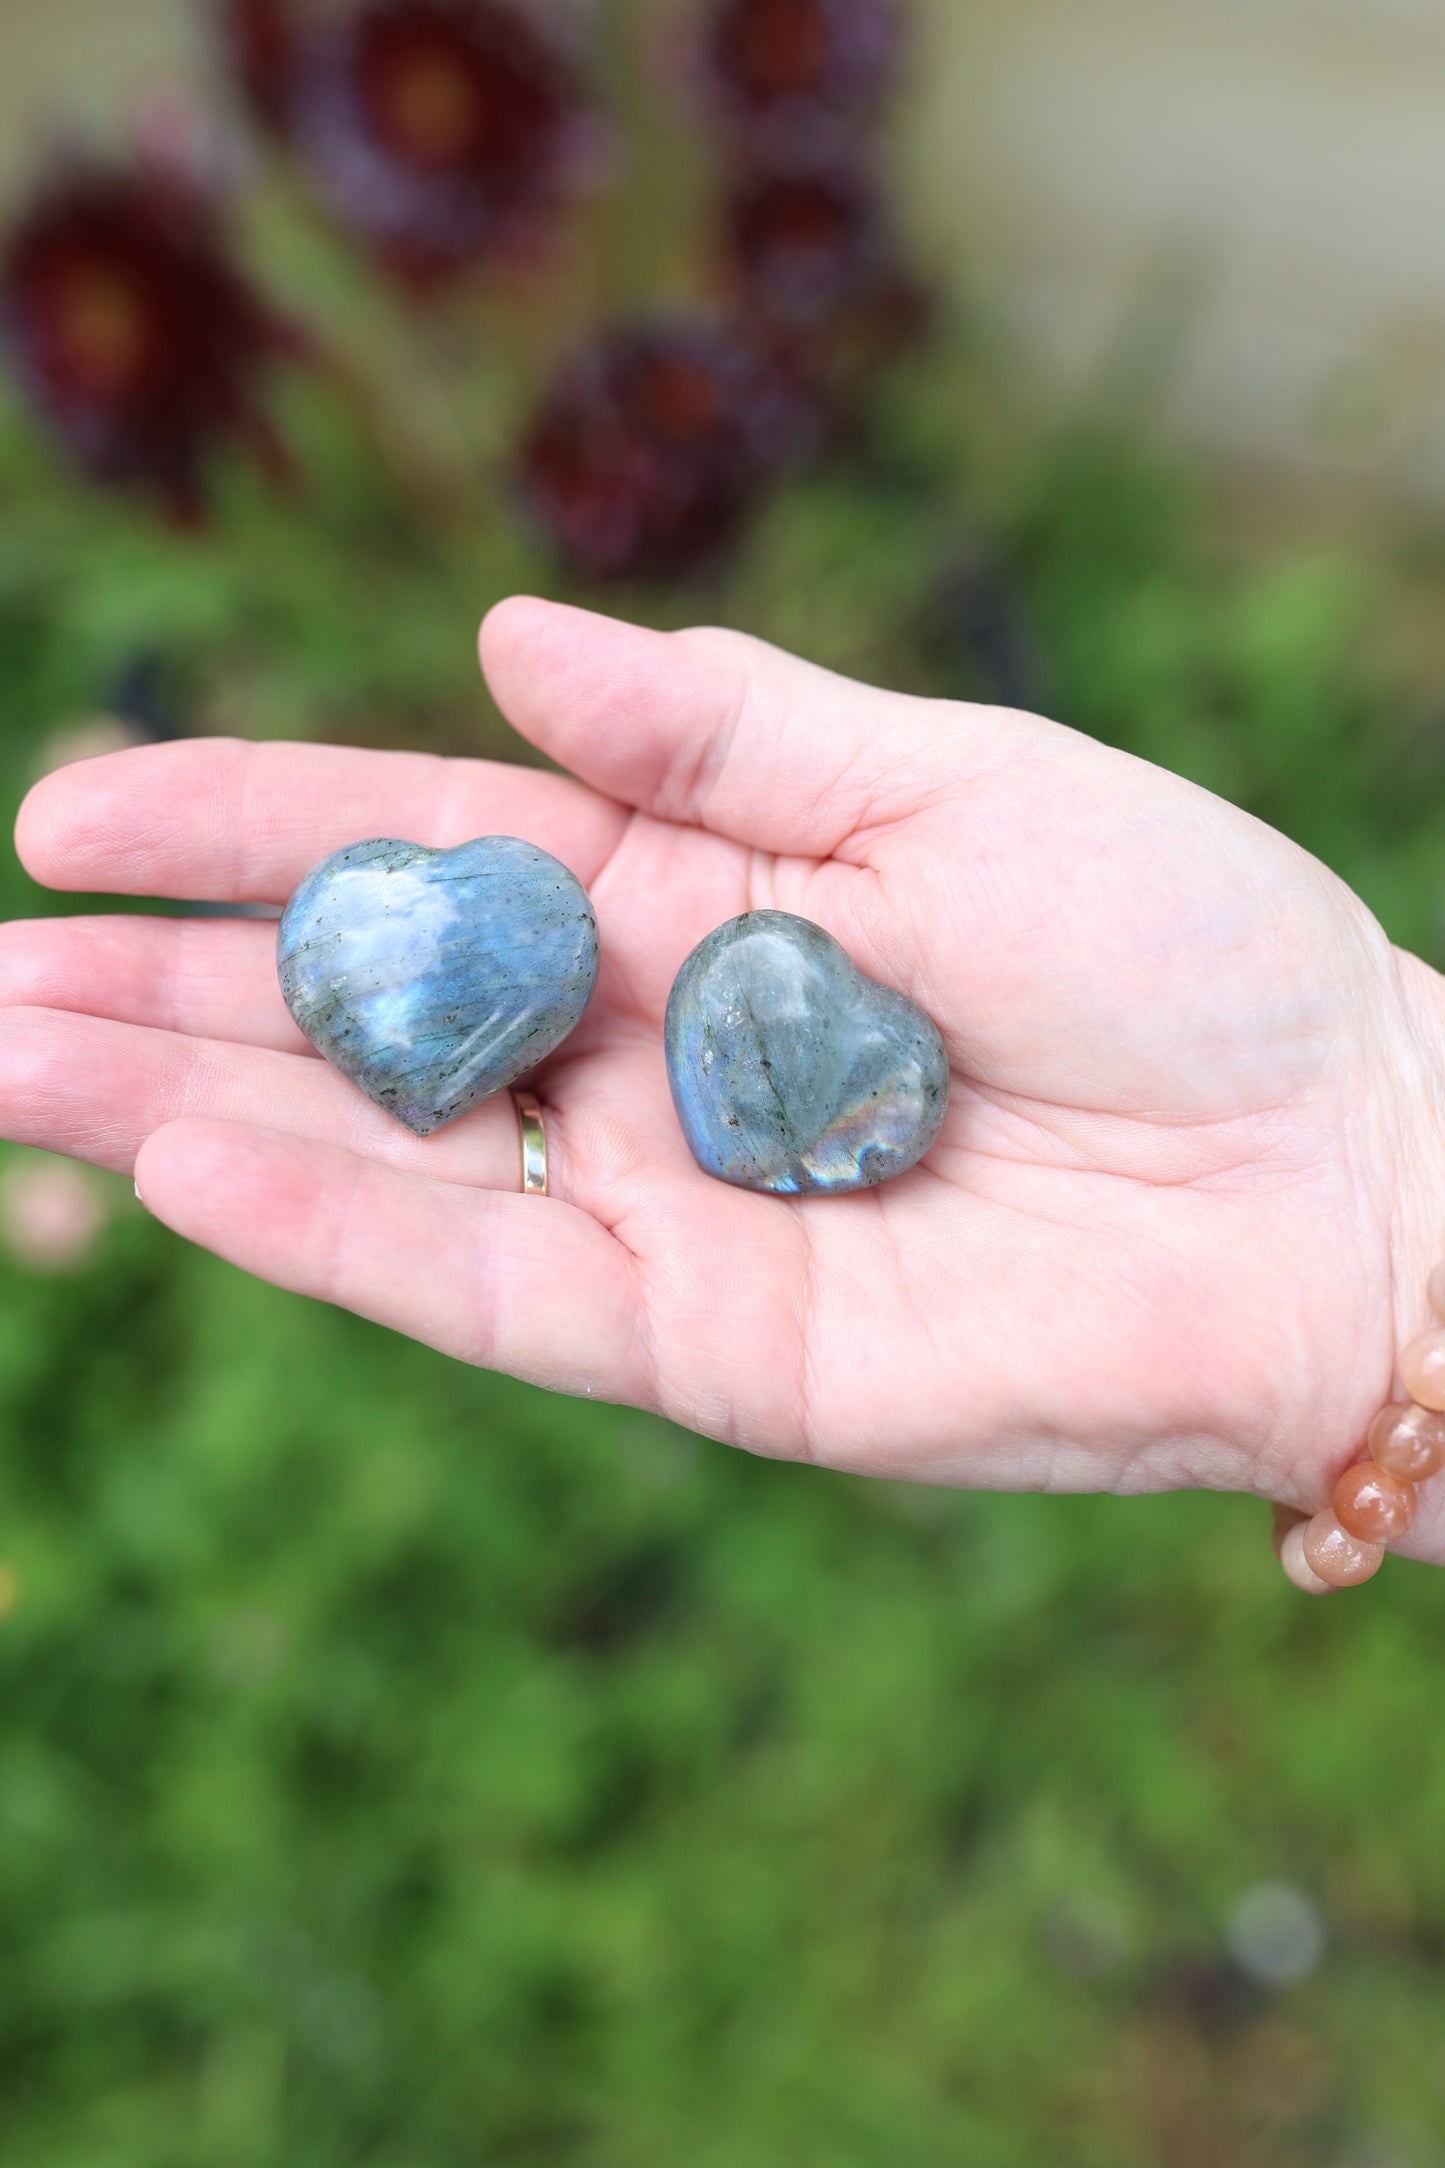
[15,738,627,903]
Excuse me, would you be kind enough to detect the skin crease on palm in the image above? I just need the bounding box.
[4,595,1445,1568]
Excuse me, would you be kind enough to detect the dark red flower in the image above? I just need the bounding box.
[724,157,890,332]
[0,156,299,519]
[217,0,299,134]
[702,0,904,146]
[289,0,597,287]
[722,154,931,381]
[517,320,808,582]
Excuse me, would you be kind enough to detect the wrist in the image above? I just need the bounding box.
[1371,943,1445,1566]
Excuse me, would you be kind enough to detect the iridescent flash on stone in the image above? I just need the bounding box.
[664,910,949,1195]
[278,836,597,1135]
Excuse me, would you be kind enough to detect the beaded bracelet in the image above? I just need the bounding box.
[1277,1259,1445,1592]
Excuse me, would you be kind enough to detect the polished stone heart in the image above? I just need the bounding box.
[664,911,949,1195]
[278,836,598,1136]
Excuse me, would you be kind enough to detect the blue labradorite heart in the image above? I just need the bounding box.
[664,911,950,1196]
[278,837,598,1136]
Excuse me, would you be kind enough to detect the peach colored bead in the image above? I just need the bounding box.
[1369,1402,1445,1481]
[1275,1513,1335,1596]
[1333,1460,1416,1542]
[1400,1328,1445,1411]
[1302,1511,1385,1588]
[1428,1259,1445,1322]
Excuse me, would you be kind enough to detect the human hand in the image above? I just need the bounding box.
[5,599,1445,1556]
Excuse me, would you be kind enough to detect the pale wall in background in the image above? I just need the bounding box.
[0,0,198,175]
[7,0,1445,497]
[912,0,1445,497]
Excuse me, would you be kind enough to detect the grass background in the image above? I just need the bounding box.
[5,26,1445,2163]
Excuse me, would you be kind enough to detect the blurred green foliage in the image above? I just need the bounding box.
[4,315,1445,2168]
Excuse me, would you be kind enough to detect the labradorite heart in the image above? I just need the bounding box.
[664,911,950,1195]
[278,836,598,1136]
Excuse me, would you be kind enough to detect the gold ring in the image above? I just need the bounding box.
[513,1090,547,1195]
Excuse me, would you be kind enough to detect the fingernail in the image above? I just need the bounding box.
[133,1178,146,1209]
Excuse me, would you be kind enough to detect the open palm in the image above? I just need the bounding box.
[5,599,1444,1548]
